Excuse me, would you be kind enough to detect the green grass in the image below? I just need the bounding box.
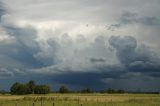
[0,94,160,106]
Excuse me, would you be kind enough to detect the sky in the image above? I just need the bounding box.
[0,0,160,91]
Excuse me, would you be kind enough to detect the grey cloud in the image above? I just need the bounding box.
[108,11,160,31]
[119,72,156,81]
[0,42,43,68]
[147,72,160,78]
[0,26,45,68]
[30,35,120,74]
[34,39,58,66]
[120,11,160,26]
[129,61,160,72]
[90,58,105,63]
[107,24,121,31]
[109,35,160,73]
[0,68,13,78]
[49,68,127,90]
[0,1,6,20]
[5,26,38,49]
[109,36,137,64]
[0,0,160,91]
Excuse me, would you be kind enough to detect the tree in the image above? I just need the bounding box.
[107,88,115,94]
[34,85,50,94]
[10,82,28,95]
[26,80,36,94]
[117,89,125,93]
[59,85,69,93]
[10,82,21,94]
[10,80,50,95]
[81,88,93,93]
[17,84,27,95]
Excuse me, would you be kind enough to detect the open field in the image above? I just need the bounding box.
[0,94,160,106]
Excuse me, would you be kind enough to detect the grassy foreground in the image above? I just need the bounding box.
[0,93,160,106]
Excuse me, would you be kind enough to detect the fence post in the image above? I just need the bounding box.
[32,102,35,106]
[41,97,43,106]
[80,103,83,106]
[78,97,80,104]
[53,102,54,106]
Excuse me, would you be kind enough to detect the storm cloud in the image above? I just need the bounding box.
[109,36,160,73]
[0,0,160,91]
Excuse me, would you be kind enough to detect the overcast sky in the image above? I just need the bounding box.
[0,0,160,91]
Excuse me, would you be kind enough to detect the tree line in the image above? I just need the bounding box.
[59,87,126,94]
[9,80,127,95]
[0,80,135,95]
[0,81,156,95]
[10,80,50,95]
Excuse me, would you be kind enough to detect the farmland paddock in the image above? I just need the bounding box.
[0,94,160,106]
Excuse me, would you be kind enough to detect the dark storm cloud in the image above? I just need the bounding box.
[9,44,43,68]
[128,61,160,72]
[0,0,160,91]
[0,21,58,70]
[29,35,160,91]
[109,36,160,73]
[0,43,43,68]
[50,70,126,90]
[147,72,160,78]
[1,24,160,91]
[0,68,13,78]
[109,36,137,64]
[0,26,44,68]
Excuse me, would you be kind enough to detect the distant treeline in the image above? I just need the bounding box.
[0,80,159,95]
[0,90,8,94]
[9,81,127,95]
[10,80,50,95]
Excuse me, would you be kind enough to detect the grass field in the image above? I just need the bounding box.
[0,93,160,106]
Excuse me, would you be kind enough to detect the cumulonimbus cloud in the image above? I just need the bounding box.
[0,0,160,91]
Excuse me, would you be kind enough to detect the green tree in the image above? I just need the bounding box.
[10,81,50,95]
[17,84,27,95]
[81,88,93,93]
[34,85,50,94]
[59,85,69,93]
[107,88,115,94]
[10,82,21,94]
[10,82,29,95]
[26,80,36,94]
[117,89,125,93]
